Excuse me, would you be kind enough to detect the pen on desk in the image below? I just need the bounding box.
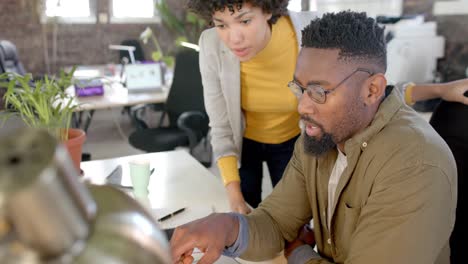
[158,207,186,222]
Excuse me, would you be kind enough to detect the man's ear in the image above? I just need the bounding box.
[364,73,387,105]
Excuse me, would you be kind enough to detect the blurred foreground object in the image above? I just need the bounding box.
[0,129,171,264]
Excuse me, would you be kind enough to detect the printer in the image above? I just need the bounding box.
[383,15,446,84]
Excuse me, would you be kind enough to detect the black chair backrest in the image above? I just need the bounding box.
[119,39,145,63]
[165,49,206,127]
[0,40,26,75]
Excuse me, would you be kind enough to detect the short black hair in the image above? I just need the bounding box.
[187,0,289,25]
[302,11,387,72]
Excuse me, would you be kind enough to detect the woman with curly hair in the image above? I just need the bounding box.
[187,0,314,214]
[187,0,468,214]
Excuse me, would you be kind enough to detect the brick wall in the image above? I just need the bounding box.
[0,0,183,76]
[1,0,466,81]
[403,0,468,81]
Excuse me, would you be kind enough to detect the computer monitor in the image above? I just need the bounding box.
[124,63,164,93]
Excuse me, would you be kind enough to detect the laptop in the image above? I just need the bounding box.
[124,63,164,93]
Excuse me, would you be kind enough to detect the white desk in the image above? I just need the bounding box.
[81,150,286,264]
[66,64,169,132]
[68,81,168,112]
[81,150,229,212]
[67,81,168,132]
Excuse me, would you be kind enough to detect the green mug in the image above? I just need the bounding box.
[129,160,151,197]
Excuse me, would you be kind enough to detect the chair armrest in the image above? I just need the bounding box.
[130,103,167,129]
[177,111,209,152]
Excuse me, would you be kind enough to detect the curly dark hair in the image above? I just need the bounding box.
[302,11,387,72]
[187,0,289,25]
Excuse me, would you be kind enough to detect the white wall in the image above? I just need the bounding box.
[434,0,468,15]
[288,0,303,12]
[312,0,403,17]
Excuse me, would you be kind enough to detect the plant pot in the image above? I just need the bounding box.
[64,128,86,173]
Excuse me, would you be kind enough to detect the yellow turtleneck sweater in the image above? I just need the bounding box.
[218,16,300,185]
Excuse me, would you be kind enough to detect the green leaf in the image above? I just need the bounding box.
[0,67,77,141]
[155,0,186,35]
[152,51,163,61]
[162,56,175,68]
[175,36,188,46]
[186,12,199,24]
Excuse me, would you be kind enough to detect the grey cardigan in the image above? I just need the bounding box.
[198,11,318,165]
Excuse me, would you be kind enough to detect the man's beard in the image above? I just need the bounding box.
[303,132,336,156]
[301,115,336,156]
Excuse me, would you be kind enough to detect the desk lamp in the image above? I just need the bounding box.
[0,129,171,264]
[108,44,137,86]
[109,44,136,64]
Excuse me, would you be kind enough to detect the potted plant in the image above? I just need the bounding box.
[155,0,206,45]
[139,0,206,67]
[140,26,175,68]
[0,68,86,172]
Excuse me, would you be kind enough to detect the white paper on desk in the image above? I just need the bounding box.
[152,206,214,229]
[192,249,241,264]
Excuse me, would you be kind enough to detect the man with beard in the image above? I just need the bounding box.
[170,11,457,264]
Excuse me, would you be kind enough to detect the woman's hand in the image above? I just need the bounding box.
[226,182,252,214]
[440,78,468,105]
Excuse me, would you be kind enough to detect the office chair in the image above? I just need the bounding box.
[0,40,27,111]
[430,96,468,264]
[0,40,26,75]
[128,49,211,167]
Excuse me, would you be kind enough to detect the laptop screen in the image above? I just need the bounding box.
[124,63,164,92]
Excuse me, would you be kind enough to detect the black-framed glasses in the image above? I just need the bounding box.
[288,68,374,104]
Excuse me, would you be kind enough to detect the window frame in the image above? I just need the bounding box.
[41,0,97,24]
[109,0,161,24]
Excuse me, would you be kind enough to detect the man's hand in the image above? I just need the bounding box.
[440,78,468,105]
[284,224,315,258]
[226,182,252,214]
[171,213,239,264]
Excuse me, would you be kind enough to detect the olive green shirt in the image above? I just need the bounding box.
[242,88,457,264]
